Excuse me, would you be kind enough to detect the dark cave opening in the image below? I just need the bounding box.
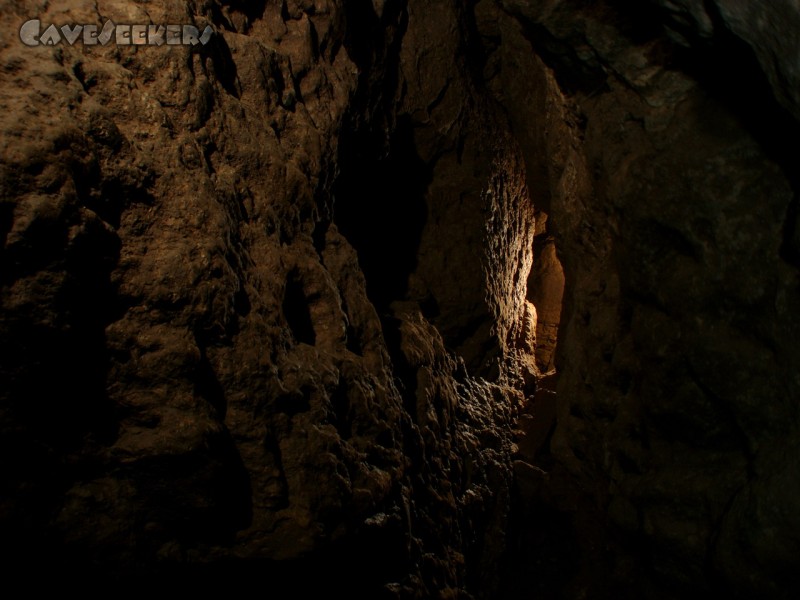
[332,116,431,312]
[331,112,433,420]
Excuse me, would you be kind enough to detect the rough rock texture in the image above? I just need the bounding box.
[477,0,800,598]
[2,0,800,598]
[0,0,534,597]
[653,0,800,123]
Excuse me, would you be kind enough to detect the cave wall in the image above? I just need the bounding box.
[0,0,535,596]
[477,1,800,597]
[2,0,800,598]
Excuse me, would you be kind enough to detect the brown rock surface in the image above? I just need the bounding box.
[478,1,800,598]
[2,0,800,598]
[0,0,533,596]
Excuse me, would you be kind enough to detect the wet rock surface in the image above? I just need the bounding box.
[1,0,800,598]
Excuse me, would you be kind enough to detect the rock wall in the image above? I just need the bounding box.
[0,0,534,596]
[477,1,800,597]
[2,0,799,598]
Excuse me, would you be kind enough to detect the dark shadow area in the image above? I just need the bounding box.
[331,112,431,432]
[1,437,254,589]
[125,436,253,547]
[0,205,121,445]
[335,0,420,310]
[515,19,611,96]
[200,33,241,99]
[498,492,580,600]
[333,0,432,422]
[333,117,431,310]
[667,2,800,268]
[499,455,659,600]
[515,0,800,268]
[6,506,410,597]
[192,336,228,419]
[0,207,122,578]
[282,271,316,346]
[342,0,388,73]
[206,0,268,37]
[498,3,800,599]
[329,379,353,438]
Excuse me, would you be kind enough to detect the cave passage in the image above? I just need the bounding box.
[528,211,565,376]
[332,116,431,312]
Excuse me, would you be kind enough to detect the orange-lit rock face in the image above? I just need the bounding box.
[527,217,565,375]
[2,0,800,597]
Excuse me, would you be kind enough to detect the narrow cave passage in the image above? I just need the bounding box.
[516,210,565,468]
[527,211,565,378]
[502,213,571,600]
[332,116,431,312]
